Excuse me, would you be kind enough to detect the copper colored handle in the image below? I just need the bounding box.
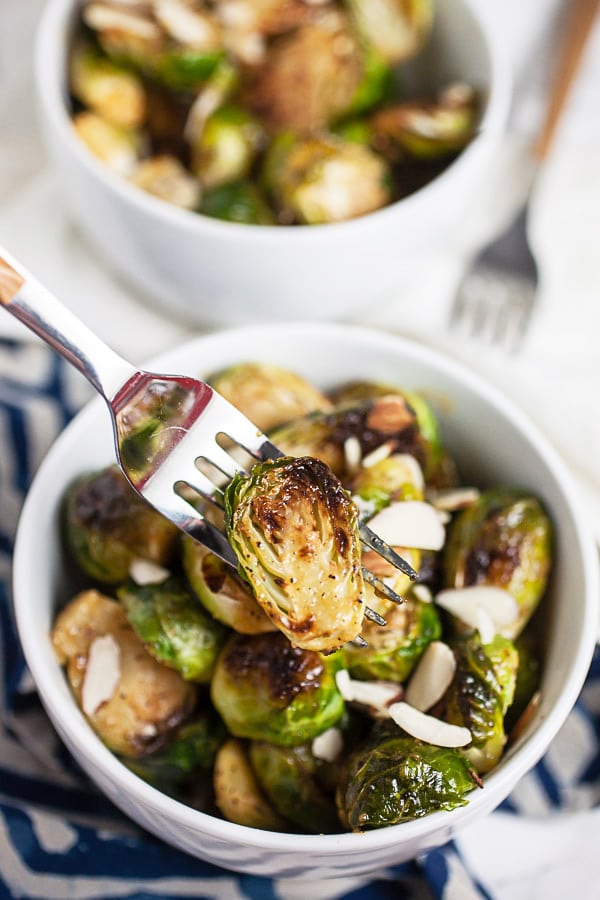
[0,257,25,305]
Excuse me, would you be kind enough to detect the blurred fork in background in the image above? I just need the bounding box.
[450,0,598,352]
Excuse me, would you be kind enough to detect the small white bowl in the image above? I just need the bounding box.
[34,0,510,326]
[13,323,599,879]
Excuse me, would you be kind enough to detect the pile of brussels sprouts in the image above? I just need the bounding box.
[52,361,552,832]
[67,0,479,225]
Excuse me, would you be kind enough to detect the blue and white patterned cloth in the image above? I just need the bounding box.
[1,339,599,900]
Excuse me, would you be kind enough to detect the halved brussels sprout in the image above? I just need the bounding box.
[182,538,275,634]
[344,47,393,118]
[214,738,289,830]
[350,454,424,513]
[344,593,441,682]
[52,590,196,758]
[190,106,265,189]
[70,42,146,129]
[207,361,332,432]
[62,466,179,583]
[337,725,477,830]
[129,154,202,209]
[118,576,227,682]
[484,634,519,715]
[202,181,275,224]
[443,489,552,638]
[210,632,345,746]
[346,0,434,64]
[224,455,365,651]
[249,741,340,833]
[72,111,142,176]
[505,628,542,734]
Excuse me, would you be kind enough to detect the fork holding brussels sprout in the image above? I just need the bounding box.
[68,0,479,224]
[52,360,553,835]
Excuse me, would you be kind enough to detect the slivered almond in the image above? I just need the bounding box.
[129,557,170,585]
[404,641,456,711]
[312,727,343,762]
[83,3,161,37]
[368,501,445,551]
[361,442,394,468]
[335,669,401,711]
[344,436,362,474]
[427,487,480,512]
[154,0,220,49]
[81,634,121,716]
[412,584,432,603]
[475,606,496,645]
[388,702,471,748]
[435,586,519,637]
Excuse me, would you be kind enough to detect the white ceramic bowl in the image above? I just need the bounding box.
[13,323,599,879]
[35,0,510,326]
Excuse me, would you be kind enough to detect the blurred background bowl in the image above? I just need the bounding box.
[34,0,510,326]
[13,322,598,879]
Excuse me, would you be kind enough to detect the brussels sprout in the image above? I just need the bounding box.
[190,106,265,189]
[249,741,340,833]
[210,632,345,745]
[213,738,289,830]
[371,85,479,162]
[217,0,311,38]
[344,47,393,117]
[351,454,424,514]
[83,1,166,63]
[344,593,441,683]
[337,726,477,830]
[443,489,552,638]
[332,118,373,145]
[63,466,178,583]
[208,362,332,432]
[72,111,141,176]
[124,709,227,790]
[52,590,196,758]
[346,0,434,64]
[118,576,227,682]
[224,456,365,651]
[505,629,542,734]
[70,42,146,129]
[152,49,228,91]
[262,133,391,224]
[182,538,275,634]
[438,635,505,774]
[483,634,519,715]
[202,181,275,224]
[129,155,202,209]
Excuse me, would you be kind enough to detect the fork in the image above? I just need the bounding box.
[450,0,598,352]
[0,248,416,631]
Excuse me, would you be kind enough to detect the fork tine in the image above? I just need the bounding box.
[359,522,418,580]
[364,606,387,626]
[201,440,249,480]
[362,567,404,605]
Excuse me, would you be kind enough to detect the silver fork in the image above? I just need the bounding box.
[450,0,598,351]
[0,249,416,630]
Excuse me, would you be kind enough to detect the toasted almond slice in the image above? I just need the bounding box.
[129,557,170,585]
[411,584,432,604]
[368,501,445,551]
[154,0,220,49]
[427,487,481,512]
[81,634,121,716]
[335,669,401,711]
[361,441,394,469]
[404,641,456,711]
[435,586,519,637]
[344,436,362,475]
[312,727,343,762]
[475,606,497,645]
[83,3,161,38]
[388,702,471,748]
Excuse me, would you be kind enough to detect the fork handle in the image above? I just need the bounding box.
[0,247,137,399]
[534,0,599,160]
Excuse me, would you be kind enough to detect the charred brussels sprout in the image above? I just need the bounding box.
[249,741,340,833]
[202,181,275,224]
[118,576,227,682]
[129,155,201,209]
[63,466,178,583]
[484,635,519,714]
[214,738,289,831]
[345,594,441,683]
[224,456,365,651]
[207,361,332,432]
[190,106,265,189]
[70,42,146,129]
[443,489,552,638]
[182,538,275,634]
[72,111,141,176]
[346,0,434,65]
[505,629,542,734]
[210,632,345,746]
[337,728,477,830]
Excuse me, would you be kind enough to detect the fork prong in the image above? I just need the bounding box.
[364,606,387,626]
[359,523,418,580]
[202,441,249,481]
[362,567,404,604]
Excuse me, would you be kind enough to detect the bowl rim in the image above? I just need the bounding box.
[13,322,599,853]
[34,0,512,243]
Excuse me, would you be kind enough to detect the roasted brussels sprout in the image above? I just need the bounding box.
[346,0,434,64]
[118,576,227,682]
[249,741,340,833]
[344,593,441,683]
[484,634,519,715]
[216,0,312,39]
[337,725,478,830]
[210,632,345,745]
[70,42,146,129]
[52,590,196,758]
[129,155,202,209]
[202,181,275,224]
[213,738,289,830]
[182,538,275,634]
[505,628,542,734]
[208,362,332,432]
[224,456,365,650]
[443,489,552,638]
[72,111,141,176]
[190,106,265,189]
[262,133,391,224]
[63,466,179,583]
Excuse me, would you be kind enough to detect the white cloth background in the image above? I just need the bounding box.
[1,2,600,897]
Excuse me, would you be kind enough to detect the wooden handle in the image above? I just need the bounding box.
[0,256,25,305]
[534,0,599,160]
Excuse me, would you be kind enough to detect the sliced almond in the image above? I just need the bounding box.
[427,487,481,512]
[129,557,170,585]
[312,727,343,762]
[83,3,161,38]
[475,606,497,645]
[81,634,121,717]
[335,669,401,711]
[361,441,394,468]
[411,584,432,604]
[404,641,456,712]
[154,0,220,49]
[388,702,471,748]
[435,586,519,637]
[368,501,445,551]
[344,436,362,475]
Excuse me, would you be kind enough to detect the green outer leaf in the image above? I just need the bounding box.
[154,50,225,90]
